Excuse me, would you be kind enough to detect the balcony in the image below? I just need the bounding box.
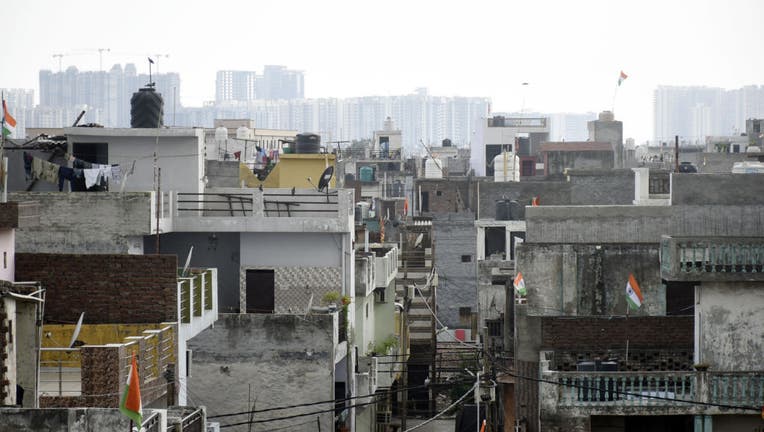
[541,364,764,416]
[373,246,398,289]
[660,235,764,281]
[178,268,218,338]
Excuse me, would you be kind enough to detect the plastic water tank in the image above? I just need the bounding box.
[493,152,520,182]
[215,127,228,142]
[236,126,252,140]
[130,87,164,128]
[359,166,375,182]
[508,200,525,220]
[294,133,321,154]
[496,200,511,220]
[424,158,443,179]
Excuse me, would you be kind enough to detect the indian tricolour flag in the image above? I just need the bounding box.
[618,70,628,86]
[625,273,644,310]
[120,353,143,426]
[513,272,526,296]
[2,100,16,137]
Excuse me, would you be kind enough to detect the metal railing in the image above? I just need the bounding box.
[39,347,81,397]
[177,192,254,216]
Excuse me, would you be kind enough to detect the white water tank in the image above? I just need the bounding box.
[424,158,443,179]
[215,127,228,142]
[236,126,252,140]
[493,152,520,182]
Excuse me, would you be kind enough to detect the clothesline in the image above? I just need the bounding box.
[24,152,123,191]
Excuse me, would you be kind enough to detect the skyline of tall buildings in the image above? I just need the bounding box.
[5,65,764,150]
[216,66,304,102]
[653,85,764,144]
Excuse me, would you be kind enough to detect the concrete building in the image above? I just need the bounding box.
[512,173,764,432]
[587,111,624,169]
[539,142,614,177]
[470,116,550,178]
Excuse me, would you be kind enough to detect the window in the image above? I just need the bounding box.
[436,191,442,196]
[461,255,472,263]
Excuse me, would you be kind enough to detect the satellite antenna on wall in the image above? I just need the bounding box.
[414,233,424,248]
[304,293,314,319]
[317,166,334,192]
[182,246,194,277]
[68,312,85,348]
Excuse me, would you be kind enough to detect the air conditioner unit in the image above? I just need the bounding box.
[207,422,220,432]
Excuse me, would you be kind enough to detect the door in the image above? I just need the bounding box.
[246,269,275,313]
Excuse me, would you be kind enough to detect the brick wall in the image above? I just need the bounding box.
[541,316,693,350]
[0,202,19,228]
[16,253,178,324]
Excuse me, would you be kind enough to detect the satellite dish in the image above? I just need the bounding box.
[182,246,194,277]
[414,233,424,248]
[304,293,314,319]
[68,312,85,348]
[317,166,334,192]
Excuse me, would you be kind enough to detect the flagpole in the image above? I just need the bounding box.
[625,298,629,364]
[129,419,132,432]
[612,82,619,115]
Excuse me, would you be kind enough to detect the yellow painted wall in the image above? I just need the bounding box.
[41,323,174,362]
[239,154,336,189]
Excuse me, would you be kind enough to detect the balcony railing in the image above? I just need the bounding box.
[543,368,764,416]
[556,372,695,407]
[178,269,214,324]
[39,347,82,396]
[661,235,764,281]
[170,189,351,219]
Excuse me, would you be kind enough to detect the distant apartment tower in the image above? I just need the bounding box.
[37,64,180,127]
[215,70,258,102]
[653,85,764,144]
[260,65,304,100]
[215,66,304,102]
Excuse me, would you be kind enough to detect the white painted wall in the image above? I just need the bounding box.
[65,128,205,194]
[0,228,14,281]
[240,232,343,267]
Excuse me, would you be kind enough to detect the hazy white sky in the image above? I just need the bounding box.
[3,0,763,141]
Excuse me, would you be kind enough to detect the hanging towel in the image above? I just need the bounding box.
[31,157,43,180]
[39,160,60,185]
[84,168,101,189]
[110,165,122,183]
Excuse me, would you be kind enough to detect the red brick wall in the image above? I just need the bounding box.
[541,316,693,350]
[16,253,178,324]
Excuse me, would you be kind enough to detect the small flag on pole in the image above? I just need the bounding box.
[513,272,526,296]
[625,273,644,310]
[120,353,143,426]
[2,100,17,137]
[618,70,628,86]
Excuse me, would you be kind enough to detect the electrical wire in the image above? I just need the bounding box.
[208,381,442,420]
[402,382,477,432]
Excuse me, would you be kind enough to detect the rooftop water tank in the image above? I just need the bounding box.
[493,152,520,182]
[294,133,321,154]
[236,126,252,140]
[215,126,228,142]
[442,138,452,147]
[359,166,375,182]
[424,158,443,179]
[496,200,511,220]
[130,86,164,128]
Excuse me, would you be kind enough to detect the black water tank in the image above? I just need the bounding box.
[508,200,525,220]
[442,138,452,147]
[294,133,321,154]
[130,87,164,128]
[496,200,511,220]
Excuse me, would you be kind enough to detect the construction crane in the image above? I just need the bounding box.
[52,54,65,72]
[97,48,110,71]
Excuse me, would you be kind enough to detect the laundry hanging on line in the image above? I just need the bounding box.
[23,152,121,191]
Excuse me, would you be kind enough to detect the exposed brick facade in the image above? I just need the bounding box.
[16,253,178,324]
[541,316,693,350]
